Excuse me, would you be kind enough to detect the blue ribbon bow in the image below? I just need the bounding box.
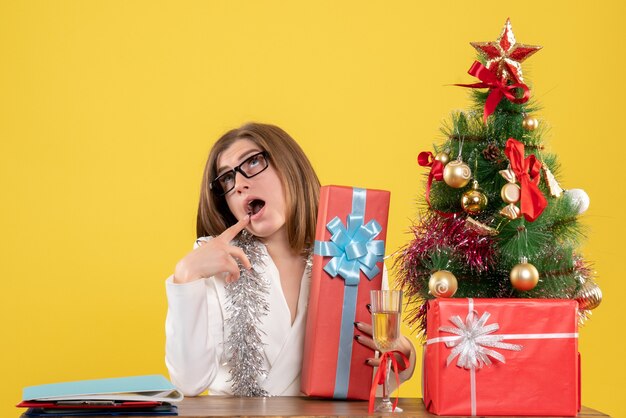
[314,215,385,286]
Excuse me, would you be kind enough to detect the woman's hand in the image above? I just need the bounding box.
[173,215,251,284]
[354,306,413,368]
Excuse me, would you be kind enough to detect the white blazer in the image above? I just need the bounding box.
[165,238,414,397]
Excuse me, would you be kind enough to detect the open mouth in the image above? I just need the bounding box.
[247,199,266,216]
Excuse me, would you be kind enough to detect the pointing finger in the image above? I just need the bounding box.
[219,214,251,242]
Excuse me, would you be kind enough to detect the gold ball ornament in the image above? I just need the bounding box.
[428,270,458,298]
[510,258,539,291]
[461,181,488,215]
[522,115,539,131]
[443,160,472,188]
[575,281,602,310]
[435,151,450,165]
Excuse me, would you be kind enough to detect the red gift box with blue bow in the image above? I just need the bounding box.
[301,185,390,400]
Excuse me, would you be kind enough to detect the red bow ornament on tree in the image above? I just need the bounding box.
[417,151,444,207]
[456,61,530,124]
[503,138,547,222]
[418,152,462,218]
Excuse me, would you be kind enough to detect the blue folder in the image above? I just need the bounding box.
[23,375,183,403]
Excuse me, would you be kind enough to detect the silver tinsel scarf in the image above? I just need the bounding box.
[224,230,271,397]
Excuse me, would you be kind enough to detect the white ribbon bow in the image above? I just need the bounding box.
[439,311,523,369]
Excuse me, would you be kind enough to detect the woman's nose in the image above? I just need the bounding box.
[233,171,251,193]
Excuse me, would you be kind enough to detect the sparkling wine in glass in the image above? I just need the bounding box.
[370,289,403,413]
[372,309,401,351]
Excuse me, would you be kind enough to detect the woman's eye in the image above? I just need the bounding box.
[247,156,260,168]
[220,172,235,186]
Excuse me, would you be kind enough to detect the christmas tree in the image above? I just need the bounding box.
[397,18,602,335]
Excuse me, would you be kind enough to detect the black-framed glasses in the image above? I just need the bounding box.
[210,151,270,196]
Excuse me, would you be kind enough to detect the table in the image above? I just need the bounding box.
[177,396,609,417]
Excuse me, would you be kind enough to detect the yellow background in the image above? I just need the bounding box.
[1,1,623,416]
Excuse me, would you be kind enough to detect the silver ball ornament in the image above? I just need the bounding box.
[565,189,590,215]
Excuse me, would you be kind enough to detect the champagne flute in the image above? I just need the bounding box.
[370,289,403,413]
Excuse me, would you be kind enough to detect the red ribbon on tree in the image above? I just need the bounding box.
[456,61,530,124]
[504,138,547,222]
[417,151,444,207]
[417,152,461,219]
[368,350,410,414]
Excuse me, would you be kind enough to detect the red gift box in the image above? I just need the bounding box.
[301,185,390,400]
[423,298,580,416]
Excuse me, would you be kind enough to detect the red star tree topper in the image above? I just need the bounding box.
[470,18,542,83]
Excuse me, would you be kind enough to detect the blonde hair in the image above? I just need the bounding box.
[197,122,320,254]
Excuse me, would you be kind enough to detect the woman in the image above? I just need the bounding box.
[165,122,415,396]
